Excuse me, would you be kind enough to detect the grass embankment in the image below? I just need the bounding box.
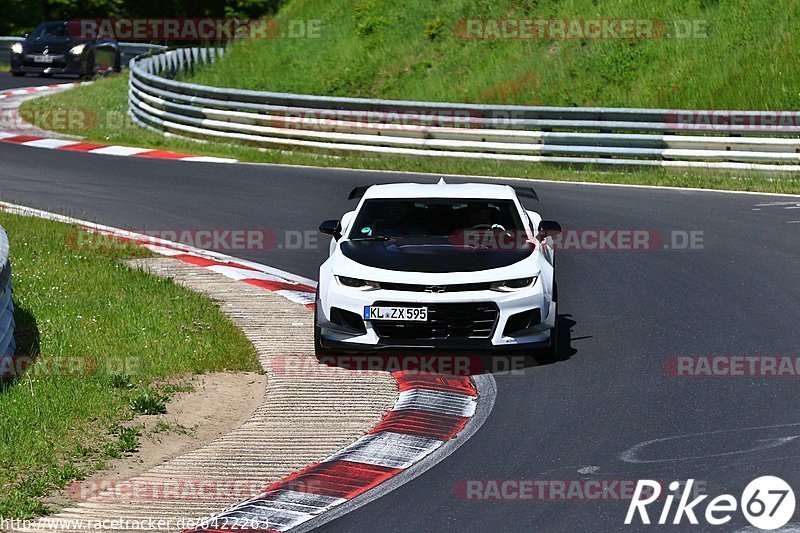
[192,0,800,110]
[18,0,800,194]
[0,212,260,518]
[21,75,800,194]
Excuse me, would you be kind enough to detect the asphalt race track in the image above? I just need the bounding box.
[0,71,73,90]
[2,71,800,531]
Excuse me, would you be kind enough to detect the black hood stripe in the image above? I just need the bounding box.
[340,239,534,273]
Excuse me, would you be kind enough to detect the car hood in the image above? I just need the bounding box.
[339,237,534,273]
[24,37,75,54]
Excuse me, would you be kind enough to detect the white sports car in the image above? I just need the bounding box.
[315,180,562,354]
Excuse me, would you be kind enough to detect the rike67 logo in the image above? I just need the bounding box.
[626,477,795,530]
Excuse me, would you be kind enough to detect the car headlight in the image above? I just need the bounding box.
[336,275,379,290]
[11,43,23,54]
[69,44,86,55]
[490,276,537,292]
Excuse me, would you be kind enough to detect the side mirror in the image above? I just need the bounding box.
[319,219,342,240]
[538,220,562,239]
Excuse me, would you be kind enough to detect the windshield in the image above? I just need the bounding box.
[30,22,70,39]
[348,198,525,239]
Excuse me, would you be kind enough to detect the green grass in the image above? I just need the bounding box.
[20,75,800,195]
[103,425,142,458]
[0,211,260,518]
[129,390,168,415]
[188,0,800,110]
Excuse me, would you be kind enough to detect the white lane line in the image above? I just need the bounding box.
[393,388,477,417]
[87,145,151,156]
[180,156,238,163]
[139,244,185,256]
[213,489,347,532]
[323,432,442,469]
[21,139,79,149]
[274,289,316,305]
[0,201,316,291]
[292,374,497,533]
[214,508,312,531]
[206,265,303,284]
[225,489,346,518]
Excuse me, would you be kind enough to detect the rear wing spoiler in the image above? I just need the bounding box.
[512,187,538,201]
[348,185,373,200]
[348,184,538,201]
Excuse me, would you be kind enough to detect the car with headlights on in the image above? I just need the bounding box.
[315,180,562,355]
[10,21,120,78]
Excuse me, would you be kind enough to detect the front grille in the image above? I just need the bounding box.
[378,281,492,292]
[370,301,498,340]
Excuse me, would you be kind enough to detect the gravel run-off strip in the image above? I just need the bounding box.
[10,258,398,533]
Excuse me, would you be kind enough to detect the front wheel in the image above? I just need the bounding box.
[545,318,560,359]
[11,71,24,77]
[543,280,559,359]
[80,53,95,79]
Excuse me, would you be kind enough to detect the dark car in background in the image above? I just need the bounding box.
[10,21,120,78]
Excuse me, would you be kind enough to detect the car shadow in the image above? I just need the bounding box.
[315,314,579,377]
[0,302,40,391]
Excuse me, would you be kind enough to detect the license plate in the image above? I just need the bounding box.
[33,55,53,63]
[364,306,428,321]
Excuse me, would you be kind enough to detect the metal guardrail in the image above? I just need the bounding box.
[129,48,800,173]
[0,36,165,67]
[117,42,167,67]
[0,226,15,359]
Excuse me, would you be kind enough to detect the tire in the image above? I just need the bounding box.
[80,53,95,80]
[544,281,560,359]
[11,71,24,77]
[545,317,560,359]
